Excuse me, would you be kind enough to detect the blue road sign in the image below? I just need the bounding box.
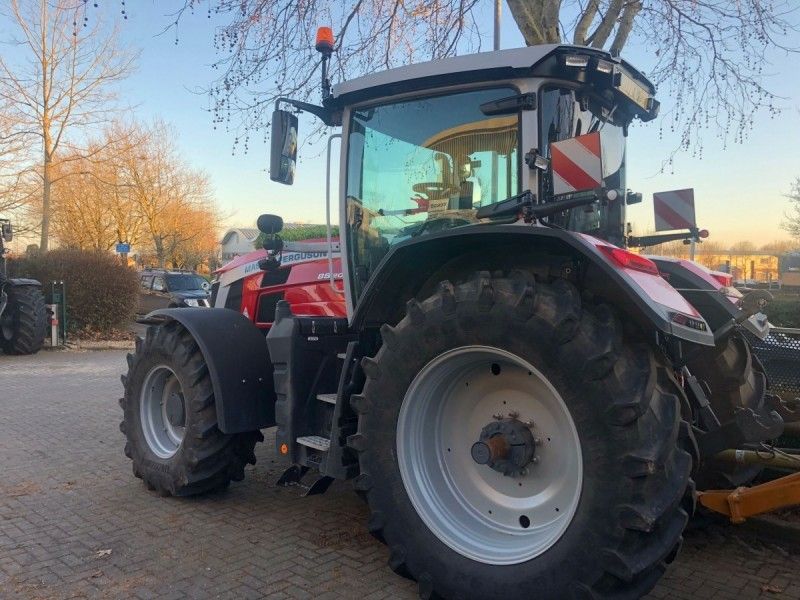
[116,243,131,253]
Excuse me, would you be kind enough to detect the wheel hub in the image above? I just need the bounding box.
[470,418,536,477]
[165,391,185,427]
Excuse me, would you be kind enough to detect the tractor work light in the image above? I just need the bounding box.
[564,54,590,68]
[597,245,660,276]
[595,59,615,74]
[315,26,335,54]
[616,71,652,112]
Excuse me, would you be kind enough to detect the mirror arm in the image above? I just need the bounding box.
[275,97,337,126]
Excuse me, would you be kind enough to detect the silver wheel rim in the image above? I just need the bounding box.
[140,365,186,459]
[396,346,583,565]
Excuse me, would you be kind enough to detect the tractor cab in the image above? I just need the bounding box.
[271,44,658,313]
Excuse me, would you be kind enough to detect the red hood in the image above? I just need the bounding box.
[214,237,341,276]
[215,248,267,276]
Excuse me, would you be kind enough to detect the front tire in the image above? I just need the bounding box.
[119,321,262,496]
[689,332,768,488]
[0,285,47,355]
[351,274,693,599]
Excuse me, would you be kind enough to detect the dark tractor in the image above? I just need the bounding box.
[0,219,47,355]
[120,39,795,599]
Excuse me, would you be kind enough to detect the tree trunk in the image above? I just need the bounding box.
[589,0,623,49]
[506,0,562,46]
[609,1,642,56]
[155,236,165,268]
[574,0,599,45]
[41,152,51,252]
[39,0,50,253]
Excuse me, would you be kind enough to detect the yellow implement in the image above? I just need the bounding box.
[697,450,800,523]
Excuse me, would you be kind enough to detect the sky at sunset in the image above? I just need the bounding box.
[1,2,798,247]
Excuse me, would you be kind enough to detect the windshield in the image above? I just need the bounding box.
[346,87,519,296]
[166,274,206,291]
[539,86,627,245]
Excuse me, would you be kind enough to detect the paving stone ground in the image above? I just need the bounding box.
[1,349,799,599]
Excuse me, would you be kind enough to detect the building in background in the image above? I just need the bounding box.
[220,228,260,261]
[656,248,781,284]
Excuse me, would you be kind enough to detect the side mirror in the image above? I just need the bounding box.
[1,222,12,242]
[270,109,298,185]
[257,214,283,235]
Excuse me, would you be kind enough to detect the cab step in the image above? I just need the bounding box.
[275,465,335,497]
[317,393,337,404]
[296,435,330,452]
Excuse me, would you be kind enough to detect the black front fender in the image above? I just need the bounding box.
[140,307,275,433]
[352,225,714,346]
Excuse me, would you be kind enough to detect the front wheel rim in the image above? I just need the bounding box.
[140,365,186,459]
[396,346,583,565]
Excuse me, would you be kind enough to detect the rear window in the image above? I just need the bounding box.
[166,274,206,291]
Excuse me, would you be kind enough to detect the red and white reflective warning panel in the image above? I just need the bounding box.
[653,188,696,231]
[550,132,603,196]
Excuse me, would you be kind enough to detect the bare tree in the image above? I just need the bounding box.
[0,0,136,251]
[0,96,38,227]
[167,0,796,162]
[119,121,217,268]
[50,120,218,267]
[782,178,800,244]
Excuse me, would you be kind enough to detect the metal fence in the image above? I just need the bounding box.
[743,327,800,401]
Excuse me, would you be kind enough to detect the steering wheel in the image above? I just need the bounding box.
[412,182,459,198]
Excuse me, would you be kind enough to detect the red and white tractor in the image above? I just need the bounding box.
[120,35,798,599]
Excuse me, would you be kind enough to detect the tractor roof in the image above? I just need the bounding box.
[331,44,655,108]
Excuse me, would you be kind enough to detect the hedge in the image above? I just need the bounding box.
[8,249,140,336]
[253,224,339,249]
[763,296,800,328]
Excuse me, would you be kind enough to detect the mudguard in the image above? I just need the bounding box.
[8,278,42,287]
[139,307,275,433]
[650,258,743,330]
[351,225,715,346]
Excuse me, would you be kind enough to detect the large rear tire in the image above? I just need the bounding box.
[351,273,693,599]
[0,284,47,355]
[688,332,768,488]
[119,321,262,496]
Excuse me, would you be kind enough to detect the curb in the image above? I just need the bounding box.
[64,340,136,351]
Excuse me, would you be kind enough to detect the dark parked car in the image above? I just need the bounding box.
[137,270,210,314]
